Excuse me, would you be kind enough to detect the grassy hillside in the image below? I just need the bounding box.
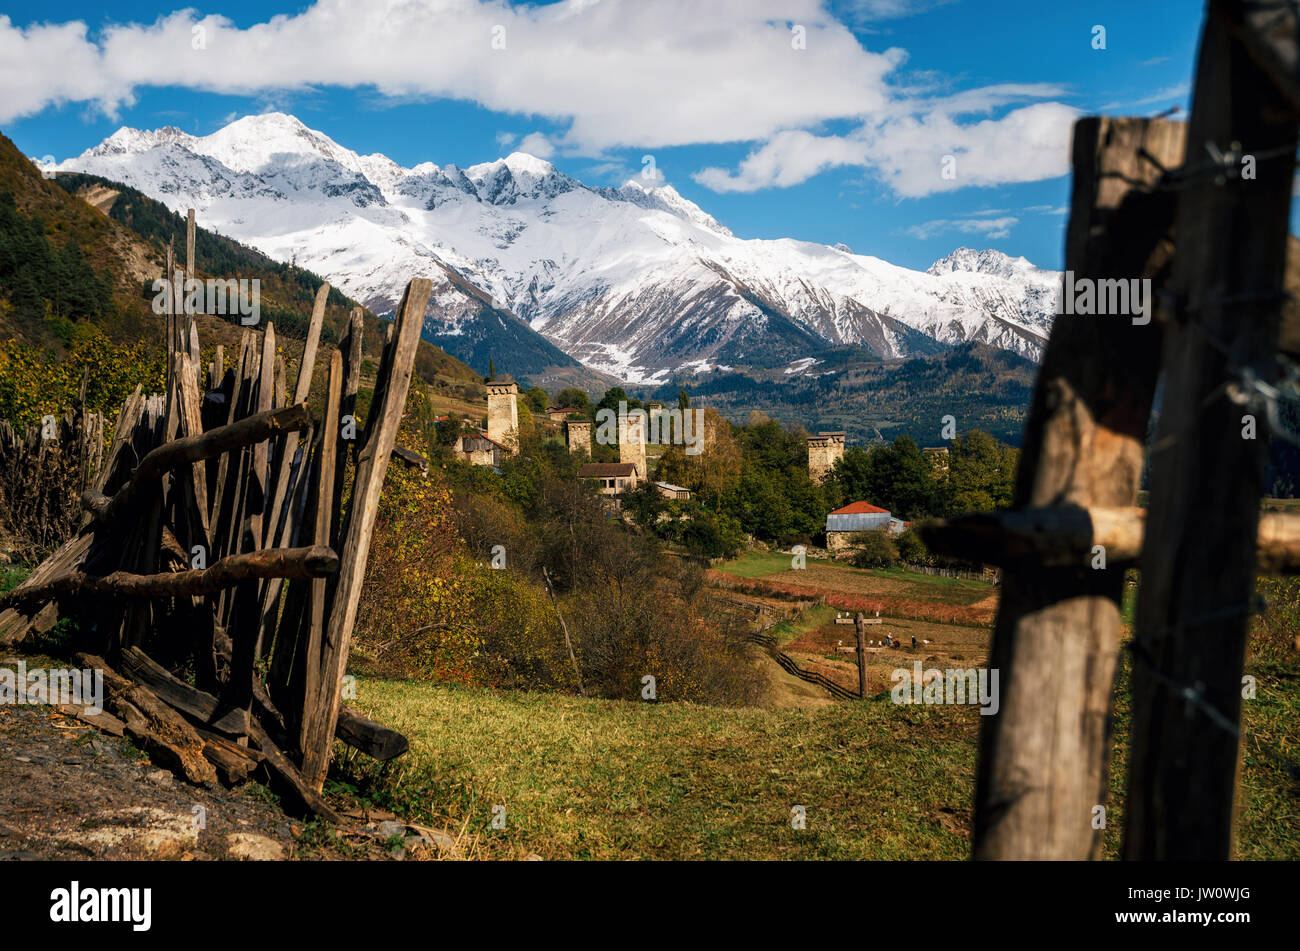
[336,675,978,859]
[331,640,1297,859]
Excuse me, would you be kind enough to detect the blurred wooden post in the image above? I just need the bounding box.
[1124,1,1300,859]
[970,117,1186,860]
[854,611,868,698]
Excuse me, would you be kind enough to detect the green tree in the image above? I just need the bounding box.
[943,430,1017,515]
[848,531,898,569]
[552,387,592,414]
[832,436,935,519]
[525,386,549,414]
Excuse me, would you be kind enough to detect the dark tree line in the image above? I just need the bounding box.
[0,190,112,325]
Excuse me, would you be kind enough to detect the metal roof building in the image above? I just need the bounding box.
[825,501,893,533]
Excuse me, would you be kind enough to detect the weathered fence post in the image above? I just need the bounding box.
[1124,0,1300,859]
[927,116,1186,860]
[301,279,434,790]
[854,611,868,698]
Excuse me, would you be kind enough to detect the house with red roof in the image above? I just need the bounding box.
[825,500,908,552]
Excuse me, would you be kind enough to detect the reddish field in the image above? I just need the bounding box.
[707,572,997,626]
[785,615,993,696]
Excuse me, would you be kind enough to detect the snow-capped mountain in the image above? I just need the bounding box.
[57,113,1059,384]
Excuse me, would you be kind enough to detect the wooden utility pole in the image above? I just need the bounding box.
[926,117,1186,860]
[1125,1,1300,859]
[854,611,868,698]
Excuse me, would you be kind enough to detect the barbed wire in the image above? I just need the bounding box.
[1126,596,1269,739]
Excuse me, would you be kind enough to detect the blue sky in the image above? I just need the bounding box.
[1,0,1202,270]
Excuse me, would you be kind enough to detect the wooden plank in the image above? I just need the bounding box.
[3,546,338,604]
[199,729,260,784]
[292,350,342,749]
[1232,0,1300,111]
[972,117,1186,861]
[82,403,312,526]
[117,646,251,737]
[330,308,365,544]
[336,705,408,761]
[1125,2,1300,860]
[208,331,251,530]
[300,279,433,790]
[113,647,336,819]
[923,506,1146,566]
[176,352,211,546]
[92,385,144,495]
[925,507,1300,573]
[853,612,867,699]
[263,283,328,552]
[250,324,277,545]
[79,652,218,786]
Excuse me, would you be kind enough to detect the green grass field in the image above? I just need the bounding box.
[713,550,826,578]
[767,604,838,646]
[331,647,1298,859]
[332,677,979,859]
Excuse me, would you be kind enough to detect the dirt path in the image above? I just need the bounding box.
[0,693,453,861]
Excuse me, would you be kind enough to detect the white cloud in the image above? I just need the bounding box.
[1100,82,1189,111]
[694,130,870,193]
[694,99,1076,197]
[1,1,1078,199]
[0,1,899,153]
[516,131,555,158]
[832,0,956,24]
[863,101,1078,197]
[905,216,1019,240]
[494,131,517,148]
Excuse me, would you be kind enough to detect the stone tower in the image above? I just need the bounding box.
[807,431,846,483]
[619,411,647,479]
[566,419,592,456]
[486,381,519,452]
[922,446,951,480]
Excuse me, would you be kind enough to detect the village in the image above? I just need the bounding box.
[444,376,954,554]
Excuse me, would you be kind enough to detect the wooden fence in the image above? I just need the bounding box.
[745,630,862,701]
[921,0,1300,859]
[0,218,430,817]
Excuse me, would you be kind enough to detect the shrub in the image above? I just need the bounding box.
[895,528,929,564]
[847,530,898,569]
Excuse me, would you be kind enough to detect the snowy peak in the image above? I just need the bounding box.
[57,112,1062,384]
[611,179,733,237]
[89,125,196,156]
[191,112,362,175]
[927,247,1040,279]
[464,153,582,205]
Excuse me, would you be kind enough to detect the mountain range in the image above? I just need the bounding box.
[54,112,1061,388]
